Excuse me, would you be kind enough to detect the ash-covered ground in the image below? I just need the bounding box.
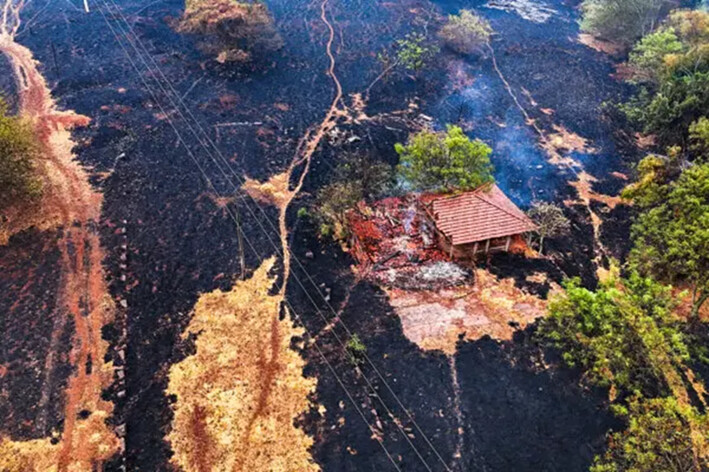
[0,0,638,470]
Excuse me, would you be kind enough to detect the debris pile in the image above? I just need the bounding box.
[348,196,472,290]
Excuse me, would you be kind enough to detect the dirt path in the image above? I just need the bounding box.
[0,3,120,469]
[277,0,344,295]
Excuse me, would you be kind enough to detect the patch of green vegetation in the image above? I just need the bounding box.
[346,334,367,366]
[539,271,709,469]
[395,125,494,193]
[540,273,688,396]
[580,0,674,48]
[313,152,393,241]
[439,9,492,56]
[0,99,42,212]
[624,159,709,318]
[394,33,439,72]
[376,32,439,78]
[620,10,709,148]
[591,396,707,472]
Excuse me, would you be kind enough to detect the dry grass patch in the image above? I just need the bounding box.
[167,258,319,472]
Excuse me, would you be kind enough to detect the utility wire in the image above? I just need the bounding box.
[99,1,453,470]
[95,5,404,471]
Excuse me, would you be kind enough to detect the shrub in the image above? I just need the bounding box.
[439,10,492,56]
[591,396,706,472]
[346,334,367,366]
[178,0,283,63]
[313,153,393,241]
[0,100,42,211]
[580,0,675,48]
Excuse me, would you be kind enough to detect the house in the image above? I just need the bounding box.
[421,184,537,259]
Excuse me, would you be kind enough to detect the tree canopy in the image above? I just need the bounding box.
[625,160,709,318]
[395,125,494,193]
[591,396,707,472]
[313,153,393,240]
[540,274,688,397]
[0,99,42,212]
[621,10,709,148]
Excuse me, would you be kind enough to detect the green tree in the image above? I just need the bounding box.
[0,100,42,211]
[591,396,707,472]
[395,125,494,193]
[527,201,571,255]
[627,162,709,318]
[394,33,439,72]
[580,0,674,47]
[620,10,709,147]
[539,274,688,396]
[626,27,683,85]
[439,9,492,56]
[314,153,393,240]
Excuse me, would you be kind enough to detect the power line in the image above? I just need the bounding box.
[95,5,404,471]
[98,2,453,470]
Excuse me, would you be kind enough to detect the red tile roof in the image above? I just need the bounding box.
[425,184,537,246]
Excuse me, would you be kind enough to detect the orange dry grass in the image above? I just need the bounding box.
[577,33,624,56]
[388,269,554,354]
[542,124,596,166]
[167,258,319,472]
[242,172,291,210]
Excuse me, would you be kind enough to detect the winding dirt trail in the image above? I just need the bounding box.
[277,0,344,295]
[0,4,120,470]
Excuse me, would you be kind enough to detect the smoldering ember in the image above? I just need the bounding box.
[1,0,709,470]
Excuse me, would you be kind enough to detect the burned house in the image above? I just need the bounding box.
[421,184,537,260]
[346,184,536,289]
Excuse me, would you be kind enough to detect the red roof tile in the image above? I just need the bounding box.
[426,184,537,245]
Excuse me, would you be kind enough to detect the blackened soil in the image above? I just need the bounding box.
[0,229,71,440]
[1,0,639,469]
[456,330,616,472]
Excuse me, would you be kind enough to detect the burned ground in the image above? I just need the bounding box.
[0,0,651,470]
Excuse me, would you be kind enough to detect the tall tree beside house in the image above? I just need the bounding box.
[527,201,571,255]
[624,159,709,318]
[395,125,494,193]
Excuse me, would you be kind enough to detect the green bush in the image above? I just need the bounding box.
[439,9,492,56]
[0,100,42,211]
[620,10,709,147]
[539,274,688,397]
[346,334,367,366]
[580,0,674,47]
[591,396,706,472]
[313,153,393,241]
